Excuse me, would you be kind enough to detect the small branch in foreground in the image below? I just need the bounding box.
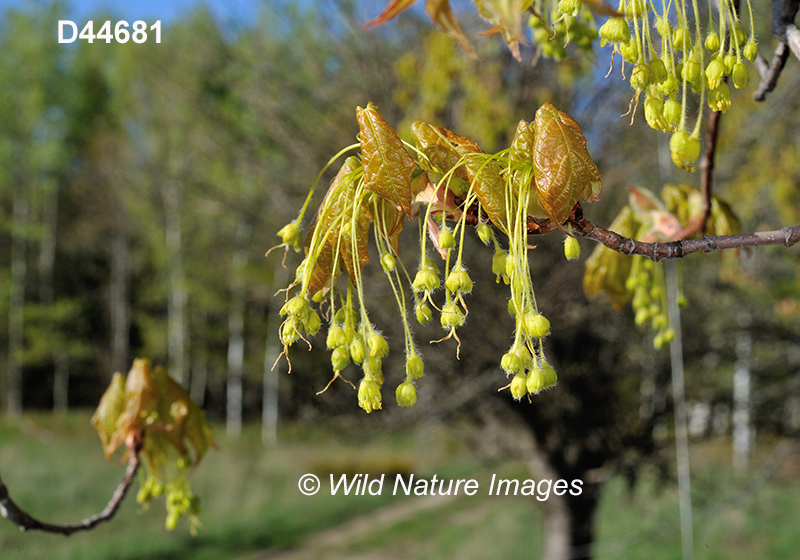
[0,438,141,535]
[568,206,800,261]
[754,42,791,101]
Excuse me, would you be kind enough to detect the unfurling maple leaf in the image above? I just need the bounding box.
[532,103,602,227]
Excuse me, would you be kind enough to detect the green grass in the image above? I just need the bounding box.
[2,413,800,560]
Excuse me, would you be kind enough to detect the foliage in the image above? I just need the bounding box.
[277,101,606,411]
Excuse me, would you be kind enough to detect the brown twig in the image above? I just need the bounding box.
[0,438,141,536]
[753,42,791,101]
[567,205,800,261]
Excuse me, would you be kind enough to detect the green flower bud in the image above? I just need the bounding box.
[363,355,383,379]
[732,25,747,46]
[669,130,701,171]
[522,313,551,338]
[327,325,347,349]
[722,53,736,75]
[743,41,758,63]
[281,319,300,346]
[501,351,523,374]
[663,97,681,127]
[492,250,509,282]
[649,58,668,84]
[507,299,517,316]
[598,17,630,46]
[504,253,516,277]
[445,268,473,294]
[277,221,303,252]
[367,333,389,358]
[438,229,456,249]
[281,296,309,318]
[510,372,528,399]
[634,308,650,326]
[541,362,558,388]
[331,346,351,371]
[624,0,648,18]
[396,381,417,407]
[656,17,672,38]
[380,253,396,271]
[662,327,675,343]
[618,39,639,64]
[527,366,546,394]
[415,302,433,324]
[312,290,325,303]
[705,59,725,90]
[658,72,679,95]
[708,82,731,113]
[652,314,668,329]
[440,301,466,328]
[476,223,493,244]
[681,57,701,84]
[704,31,720,51]
[412,269,440,292]
[564,236,581,260]
[630,63,650,91]
[406,354,425,379]
[672,27,690,51]
[732,61,749,89]
[303,310,321,336]
[644,95,669,132]
[358,379,382,413]
[350,337,366,364]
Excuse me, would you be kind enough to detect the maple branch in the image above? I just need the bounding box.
[567,206,800,261]
[0,438,141,536]
[754,41,791,101]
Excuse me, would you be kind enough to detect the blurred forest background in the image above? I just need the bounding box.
[1,0,800,559]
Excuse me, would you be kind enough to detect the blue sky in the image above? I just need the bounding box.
[0,0,262,26]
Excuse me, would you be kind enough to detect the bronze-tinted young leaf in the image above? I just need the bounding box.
[473,0,527,61]
[357,102,420,218]
[628,186,681,242]
[303,158,366,297]
[532,103,602,226]
[584,205,639,309]
[91,372,128,461]
[372,196,406,255]
[410,121,473,186]
[509,120,548,220]
[425,0,478,59]
[363,0,418,28]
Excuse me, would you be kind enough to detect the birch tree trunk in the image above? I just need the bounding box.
[227,221,251,437]
[262,262,288,447]
[6,195,28,417]
[164,181,187,386]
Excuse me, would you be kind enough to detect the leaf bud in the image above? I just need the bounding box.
[277,221,303,252]
[563,236,581,260]
[357,379,382,413]
[510,372,528,399]
[415,302,433,324]
[380,253,396,271]
[598,17,630,46]
[327,325,347,349]
[630,63,651,91]
[438,229,456,249]
[476,223,493,244]
[367,333,390,358]
[704,59,725,90]
[743,41,758,63]
[331,346,351,371]
[732,61,749,89]
[349,336,366,364]
[395,381,417,407]
[406,354,425,379]
[704,31,720,52]
[445,268,473,294]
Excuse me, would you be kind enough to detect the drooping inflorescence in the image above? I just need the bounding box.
[274,102,603,412]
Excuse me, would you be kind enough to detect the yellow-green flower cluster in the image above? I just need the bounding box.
[529,8,598,60]
[598,0,758,170]
[626,257,679,349]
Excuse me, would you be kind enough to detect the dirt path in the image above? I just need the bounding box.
[239,493,463,560]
